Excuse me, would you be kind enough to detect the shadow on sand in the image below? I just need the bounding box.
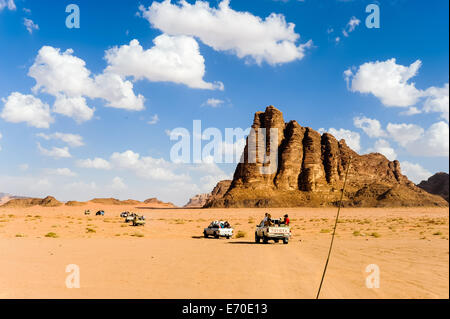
[227,241,260,245]
[135,207,201,210]
[191,236,232,240]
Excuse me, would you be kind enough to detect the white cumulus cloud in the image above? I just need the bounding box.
[53,95,94,123]
[77,157,112,170]
[23,18,39,34]
[386,123,424,148]
[148,114,160,125]
[1,92,54,128]
[37,142,71,158]
[345,59,449,121]
[400,161,432,184]
[139,0,312,65]
[111,176,126,190]
[110,150,190,182]
[423,83,449,122]
[353,116,386,138]
[345,58,424,107]
[203,98,224,108]
[367,139,397,161]
[387,121,449,157]
[37,132,84,147]
[343,16,360,37]
[0,0,15,11]
[28,46,145,122]
[319,127,361,152]
[105,36,223,90]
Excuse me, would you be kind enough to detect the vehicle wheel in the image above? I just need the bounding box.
[203,231,208,238]
[226,236,230,239]
[255,233,260,243]
[263,235,268,244]
[274,239,279,243]
[214,232,219,239]
[283,238,289,245]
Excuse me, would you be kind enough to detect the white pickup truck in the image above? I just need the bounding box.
[203,221,233,239]
[255,219,291,244]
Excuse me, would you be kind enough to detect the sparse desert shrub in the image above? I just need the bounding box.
[235,230,246,238]
[353,231,361,236]
[370,232,381,238]
[174,219,185,224]
[320,229,331,233]
[15,234,25,237]
[131,232,144,237]
[86,228,96,233]
[433,231,443,236]
[248,218,255,224]
[45,232,58,238]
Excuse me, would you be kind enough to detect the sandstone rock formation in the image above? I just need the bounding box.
[206,106,448,208]
[204,180,232,207]
[0,193,27,205]
[143,198,176,208]
[184,194,210,208]
[418,172,449,202]
[65,201,87,207]
[184,180,232,208]
[2,196,63,208]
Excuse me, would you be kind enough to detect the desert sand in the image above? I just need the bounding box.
[0,204,448,299]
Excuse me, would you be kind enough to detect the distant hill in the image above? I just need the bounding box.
[0,193,29,205]
[2,196,63,208]
[418,172,449,202]
[1,195,177,208]
[143,198,176,208]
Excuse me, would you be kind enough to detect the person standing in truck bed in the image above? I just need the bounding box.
[282,214,290,226]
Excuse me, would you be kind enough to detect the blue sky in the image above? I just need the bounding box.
[0,0,448,205]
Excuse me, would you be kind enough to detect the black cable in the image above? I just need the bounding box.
[316,156,353,299]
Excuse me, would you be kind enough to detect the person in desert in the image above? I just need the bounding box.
[264,214,273,226]
[282,214,290,226]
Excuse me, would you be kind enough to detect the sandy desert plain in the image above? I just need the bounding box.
[0,204,448,299]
